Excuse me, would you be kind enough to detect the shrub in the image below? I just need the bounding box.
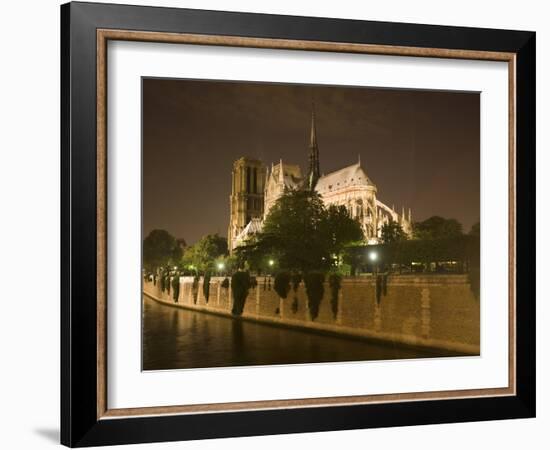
[291,273,302,292]
[192,275,200,304]
[221,277,229,289]
[375,274,388,304]
[304,272,325,320]
[274,271,291,299]
[231,271,251,316]
[291,296,299,314]
[171,276,180,302]
[468,267,480,301]
[203,271,211,303]
[328,273,342,319]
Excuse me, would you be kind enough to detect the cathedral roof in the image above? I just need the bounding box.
[270,162,303,190]
[235,217,263,243]
[315,162,375,193]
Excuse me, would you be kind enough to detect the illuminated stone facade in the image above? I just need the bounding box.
[228,107,412,251]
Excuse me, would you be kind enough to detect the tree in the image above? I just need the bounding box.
[182,233,228,273]
[380,220,407,244]
[413,216,463,240]
[325,205,364,255]
[260,189,328,272]
[469,221,480,238]
[240,189,363,272]
[143,229,181,272]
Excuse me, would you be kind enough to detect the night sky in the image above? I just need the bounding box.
[143,78,479,245]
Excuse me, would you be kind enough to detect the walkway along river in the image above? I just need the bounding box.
[142,295,457,371]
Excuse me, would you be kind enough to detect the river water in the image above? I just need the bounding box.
[142,295,445,371]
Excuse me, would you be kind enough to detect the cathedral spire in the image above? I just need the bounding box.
[307,102,320,191]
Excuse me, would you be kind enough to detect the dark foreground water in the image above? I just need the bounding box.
[142,295,449,370]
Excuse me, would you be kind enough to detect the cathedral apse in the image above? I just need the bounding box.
[228,104,413,251]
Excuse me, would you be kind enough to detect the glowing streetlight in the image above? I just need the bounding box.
[268,259,275,267]
[369,251,378,262]
[217,262,225,271]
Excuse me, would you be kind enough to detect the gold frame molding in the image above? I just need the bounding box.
[96,29,516,420]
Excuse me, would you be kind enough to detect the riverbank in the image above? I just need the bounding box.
[143,274,479,355]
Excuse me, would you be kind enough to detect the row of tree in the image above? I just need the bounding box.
[143,230,230,275]
[143,188,479,278]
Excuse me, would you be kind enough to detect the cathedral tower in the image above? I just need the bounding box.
[307,104,320,191]
[227,157,267,251]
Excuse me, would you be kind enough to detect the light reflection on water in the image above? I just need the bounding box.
[142,295,443,371]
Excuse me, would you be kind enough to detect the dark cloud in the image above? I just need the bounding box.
[143,78,479,244]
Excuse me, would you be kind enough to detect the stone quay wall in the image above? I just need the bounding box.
[143,274,480,355]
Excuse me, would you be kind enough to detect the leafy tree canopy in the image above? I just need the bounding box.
[239,189,363,272]
[182,233,228,273]
[469,221,480,238]
[143,229,181,272]
[325,205,365,255]
[413,216,463,240]
[380,220,407,244]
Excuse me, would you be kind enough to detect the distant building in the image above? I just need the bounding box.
[227,157,267,251]
[228,105,413,251]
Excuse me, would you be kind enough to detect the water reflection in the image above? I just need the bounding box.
[142,295,444,371]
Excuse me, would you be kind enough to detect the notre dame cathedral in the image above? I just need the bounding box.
[227,106,413,251]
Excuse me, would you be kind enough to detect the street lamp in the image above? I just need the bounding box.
[268,259,274,267]
[369,251,379,277]
[217,262,225,274]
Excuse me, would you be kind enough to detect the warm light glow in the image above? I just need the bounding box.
[369,251,378,262]
[217,262,225,270]
[268,259,275,266]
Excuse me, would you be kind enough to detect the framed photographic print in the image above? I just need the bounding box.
[61,2,536,447]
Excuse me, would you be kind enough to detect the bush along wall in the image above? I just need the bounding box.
[192,275,200,304]
[290,273,302,314]
[375,274,388,304]
[468,266,480,300]
[221,277,230,289]
[304,272,325,321]
[231,271,251,316]
[291,297,299,314]
[203,271,211,303]
[274,271,291,299]
[162,271,171,294]
[291,273,302,292]
[171,275,180,303]
[328,273,342,319]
